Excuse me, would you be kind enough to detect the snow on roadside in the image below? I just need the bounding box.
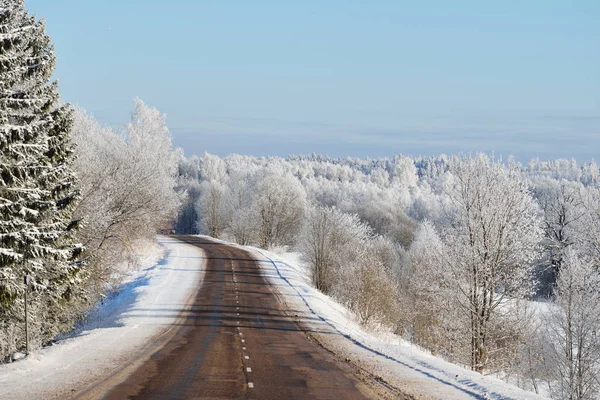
[241,245,548,400]
[0,236,205,400]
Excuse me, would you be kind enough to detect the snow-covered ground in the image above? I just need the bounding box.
[240,244,548,400]
[0,236,205,400]
[0,234,549,399]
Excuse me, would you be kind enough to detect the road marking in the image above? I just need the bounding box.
[237,321,240,324]
[248,382,254,388]
[239,332,243,335]
[246,367,252,372]
[244,355,249,359]
[241,339,245,343]
[237,313,239,316]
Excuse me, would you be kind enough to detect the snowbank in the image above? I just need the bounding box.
[0,236,205,400]
[243,246,548,400]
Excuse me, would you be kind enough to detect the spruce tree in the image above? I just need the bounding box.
[0,0,81,355]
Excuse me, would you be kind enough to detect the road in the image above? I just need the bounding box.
[96,236,386,399]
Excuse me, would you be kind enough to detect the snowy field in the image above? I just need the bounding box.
[0,236,205,400]
[237,244,548,400]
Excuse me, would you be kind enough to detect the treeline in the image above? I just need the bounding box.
[182,152,600,399]
[1,0,179,363]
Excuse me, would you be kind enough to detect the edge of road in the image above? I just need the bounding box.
[246,246,414,400]
[72,236,208,400]
[196,235,413,400]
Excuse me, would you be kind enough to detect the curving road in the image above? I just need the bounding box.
[94,236,385,399]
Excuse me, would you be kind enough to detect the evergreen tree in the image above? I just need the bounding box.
[0,0,81,356]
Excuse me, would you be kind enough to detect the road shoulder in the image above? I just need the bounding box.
[0,236,206,400]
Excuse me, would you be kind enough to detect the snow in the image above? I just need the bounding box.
[0,234,550,399]
[238,244,549,400]
[0,236,205,400]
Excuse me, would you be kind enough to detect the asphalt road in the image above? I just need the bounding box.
[100,236,381,399]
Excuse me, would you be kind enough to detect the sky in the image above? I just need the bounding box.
[27,0,599,162]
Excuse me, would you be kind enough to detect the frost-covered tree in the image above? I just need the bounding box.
[0,0,81,356]
[544,250,600,400]
[222,174,255,245]
[298,206,365,292]
[390,155,418,187]
[71,101,180,293]
[196,180,226,238]
[441,154,543,372]
[580,185,600,263]
[174,179,201,234]
[533,179,585,284]
[298,206,398,325]
[399,222,455,352]
[253,168,306,248]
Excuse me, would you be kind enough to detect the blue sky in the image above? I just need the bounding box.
[28,0,599,161]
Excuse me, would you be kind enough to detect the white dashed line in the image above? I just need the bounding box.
[244,355,249,359]
[246,367,252,372]
[248,382,254,388]
[241,339,245,343]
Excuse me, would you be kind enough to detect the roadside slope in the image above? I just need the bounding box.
[0,236,205,400]
[228,241,547,400]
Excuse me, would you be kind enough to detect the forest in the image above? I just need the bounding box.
[176,151,600,398]
[1,2,599,399]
